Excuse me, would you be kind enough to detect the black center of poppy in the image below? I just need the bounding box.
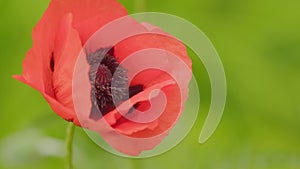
[87,48,143,120]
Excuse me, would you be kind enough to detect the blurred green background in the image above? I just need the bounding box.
[1,0,300,168]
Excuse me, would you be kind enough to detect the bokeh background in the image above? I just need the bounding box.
[1,0,300,168]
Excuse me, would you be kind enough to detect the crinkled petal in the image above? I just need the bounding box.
[105,79,175,135]
[51,14,83,124]
[72,17,192,155]
[14,0,127,124]
[42,0,127,44]
[14,13,83,124]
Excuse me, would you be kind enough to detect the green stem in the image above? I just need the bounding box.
[134,0,146,12]
[66,122,75,169]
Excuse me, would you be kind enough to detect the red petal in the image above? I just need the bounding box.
[108,79,176,135]
[111,79,183,138]
[72,18,192,155]
[49,0,127,44]
[131,84,182,138]
[14,14,83,124]
[115,29,192,87]
[51,14,83,124]
[15,0,127,124]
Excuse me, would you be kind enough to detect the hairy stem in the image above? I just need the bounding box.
[66,122,75,169]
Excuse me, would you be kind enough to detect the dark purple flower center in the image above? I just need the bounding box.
[87,48,143,120]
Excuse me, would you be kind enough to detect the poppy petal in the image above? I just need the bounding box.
[48,0,127,44]
[108,79,175,135]
[115,33,191,88]
[71,15,192,155]
[14,13,83,124]
[51,13,83,124]
[15,0,127,102]
[130,84,183,138]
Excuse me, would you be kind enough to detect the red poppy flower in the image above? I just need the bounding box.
[14,0,192,156]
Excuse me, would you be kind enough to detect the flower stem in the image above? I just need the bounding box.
[66,122,75,169]
[134,0,146,12]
